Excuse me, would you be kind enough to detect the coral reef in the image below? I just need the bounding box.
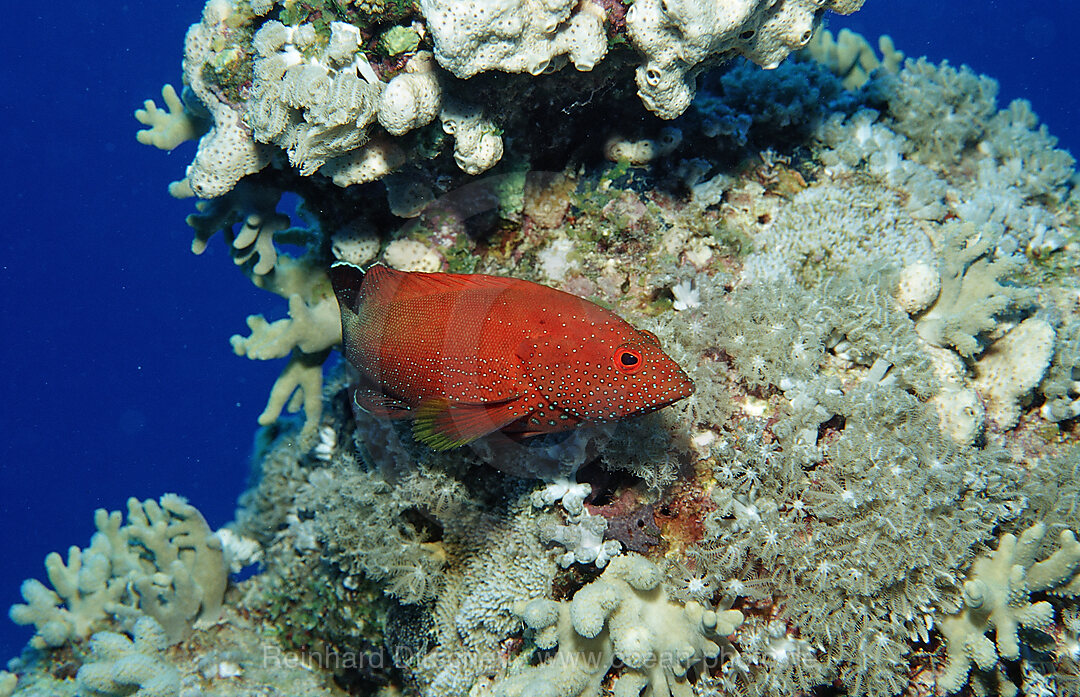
[130,0,865,432]
[8,9,1080,697]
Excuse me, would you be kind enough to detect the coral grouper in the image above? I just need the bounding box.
[331,263,694,449]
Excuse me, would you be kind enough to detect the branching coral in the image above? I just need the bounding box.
[230,252,342,438]
[915,222,1036,358]
[183,182,339,438]
[938,523,1080,694]
[10,495,226,648]
[184,180,296,272]
[134,84,207,151]
[801,27,903,90]
[9,545,123,649]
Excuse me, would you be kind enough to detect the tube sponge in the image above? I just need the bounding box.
[378,58,442,136]
[439,99,504,175]
[626,0,863,119]
[419,0,607,78]
[180,11,270,198]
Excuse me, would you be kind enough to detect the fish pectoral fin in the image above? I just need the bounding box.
[353,387,413,420]
[412,396,529,451]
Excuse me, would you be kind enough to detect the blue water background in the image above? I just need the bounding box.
[1,0,1076,663]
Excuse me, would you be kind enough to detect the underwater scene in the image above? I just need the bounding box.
[3,1,1080,696]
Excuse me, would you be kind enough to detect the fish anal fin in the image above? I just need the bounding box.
[353,387,412,420]
[412,396,530,450]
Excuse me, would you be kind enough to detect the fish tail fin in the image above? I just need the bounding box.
[330,261,367,311]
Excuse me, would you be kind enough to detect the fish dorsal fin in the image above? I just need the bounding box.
[412,395,532,450]
[330,262,367,311]
[364,265,520,304]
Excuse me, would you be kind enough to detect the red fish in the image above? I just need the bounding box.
[330,263,694,450]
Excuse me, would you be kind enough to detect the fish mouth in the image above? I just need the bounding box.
[646,374,695,412]
[671,369,695,400]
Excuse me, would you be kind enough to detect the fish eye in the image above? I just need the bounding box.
[614,346,643,373]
